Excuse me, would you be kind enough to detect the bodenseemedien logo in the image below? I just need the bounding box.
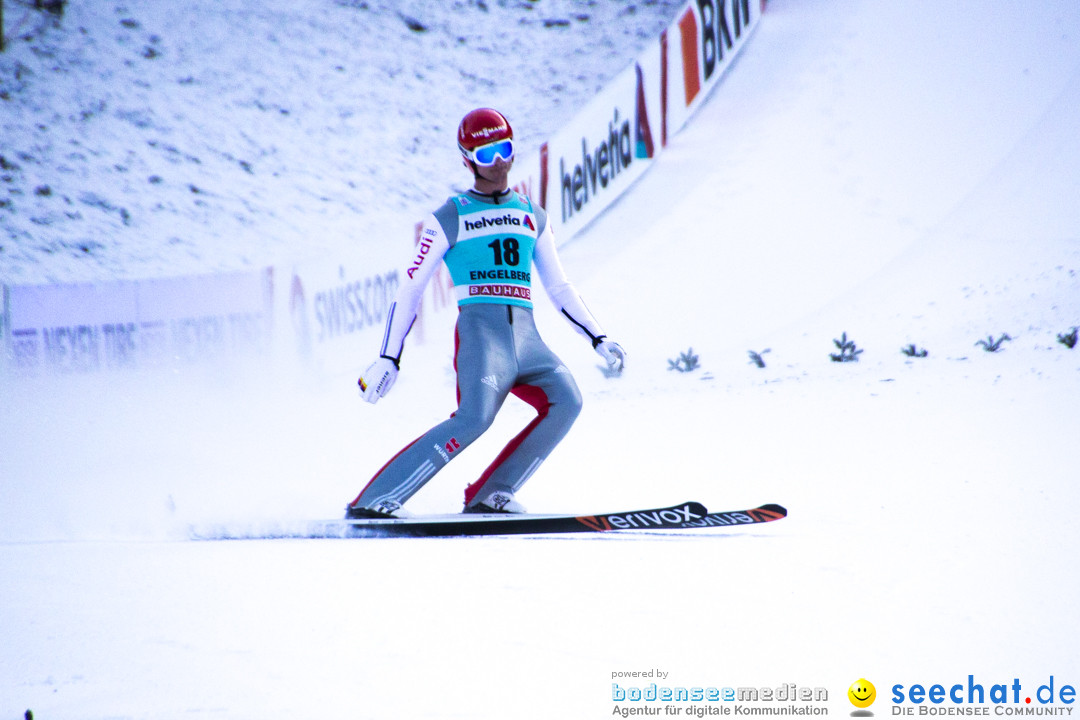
[849,678,877,716]
[610,677,829,717]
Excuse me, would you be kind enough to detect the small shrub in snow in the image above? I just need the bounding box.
[829,332,863,363]
[975,334,1012,352]
[748,349,771,368]
[668,348,700,373]
[37,0,65,17]
[901,344,928,358]
[1057,327,1078,349]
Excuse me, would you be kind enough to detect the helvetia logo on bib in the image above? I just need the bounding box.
[463,213,525,232]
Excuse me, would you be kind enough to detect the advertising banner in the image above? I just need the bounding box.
[664,0,761,137]
[280,257,401,375]
[511,0,761,246]
[539,55,663,241]
[2,269,273,375]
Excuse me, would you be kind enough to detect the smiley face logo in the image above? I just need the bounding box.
[848,678,876,709]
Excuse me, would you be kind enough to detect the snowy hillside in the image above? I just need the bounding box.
[1,0,681,283]
[2,1,1080,720]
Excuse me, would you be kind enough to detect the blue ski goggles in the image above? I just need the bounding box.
[466,138,514,166]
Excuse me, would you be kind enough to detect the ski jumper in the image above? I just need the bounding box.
[351,188,609,514]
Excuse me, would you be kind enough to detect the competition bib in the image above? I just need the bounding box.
[443,193,538,308]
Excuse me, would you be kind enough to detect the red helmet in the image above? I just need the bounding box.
[457,108,513,154]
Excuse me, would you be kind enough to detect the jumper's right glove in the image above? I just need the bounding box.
[358,356,399,404]
[595,339,627,375]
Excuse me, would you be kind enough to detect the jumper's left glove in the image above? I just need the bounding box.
[595,338,627,375]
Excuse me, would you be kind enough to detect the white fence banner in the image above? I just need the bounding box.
[2,269,273,375]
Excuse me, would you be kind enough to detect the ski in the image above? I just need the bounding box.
[334,500,712,538]
[189,502,786,540]
[333,501,787,538]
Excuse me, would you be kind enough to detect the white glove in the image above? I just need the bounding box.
[595,339,627,375]
[358,356,399,404]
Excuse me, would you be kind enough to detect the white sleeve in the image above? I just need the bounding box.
[377,213,450,363]
[532,223,608,347]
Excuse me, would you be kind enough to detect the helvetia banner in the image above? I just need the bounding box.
[514,0,762,244]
